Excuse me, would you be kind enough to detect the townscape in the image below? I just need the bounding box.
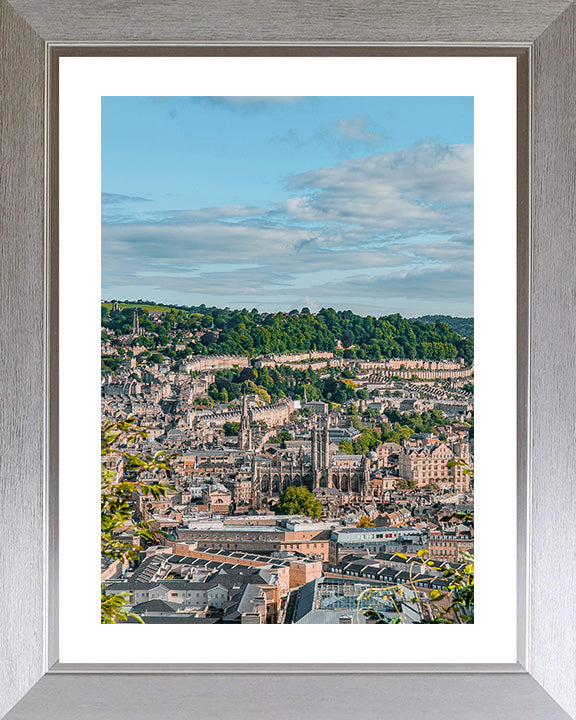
[101,301,474,625]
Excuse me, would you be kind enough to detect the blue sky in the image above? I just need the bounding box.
[102,96,473,317]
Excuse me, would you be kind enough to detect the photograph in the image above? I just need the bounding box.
[100,94,475,626]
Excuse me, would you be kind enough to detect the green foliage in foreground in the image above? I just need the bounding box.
[101,417,176,624]
[274,486,322,519]
[362,463,474,624]
[362,549,474,625]
[101,588,143,625]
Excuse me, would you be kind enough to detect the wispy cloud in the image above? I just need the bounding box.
[201,97,304,111]
[268,115,387,153]
[335,115,386,144]
[154,206,268,223]
[101,192,153,205]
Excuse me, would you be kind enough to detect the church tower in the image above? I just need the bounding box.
[321,414,330,472]
[238,395,252,450]
[361,453,372,500]
[132,309,140,337]
[310,414,320,490]
[250,451,260,508]
[453,439,471,464]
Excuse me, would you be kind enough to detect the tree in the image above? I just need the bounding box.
[357,515,375,528]
[339,439,354,454]
[194,396,214,407]
[256,386,271,404]
[396,478,417,490]
[275,486,322,519]
[201,331,218,345]
[101,417,175,623]
[223,421,240,436]
[349,416,363,431]
[341,330,355,348]
[101,302,474,364]
[270,430,294,446]
[353,427,381,453]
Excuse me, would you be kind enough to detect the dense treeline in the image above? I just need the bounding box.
[101,303,474,365]
[414,315,474,338]
[208,365,358,406]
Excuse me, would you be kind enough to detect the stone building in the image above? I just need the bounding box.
[427,522,474,562]
[397,439,472,491]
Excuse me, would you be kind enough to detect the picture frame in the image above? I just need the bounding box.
[1,1,575,718]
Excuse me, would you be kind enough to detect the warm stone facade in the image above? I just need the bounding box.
[398,439,471,491]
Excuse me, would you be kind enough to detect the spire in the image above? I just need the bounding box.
[132,309,140,337]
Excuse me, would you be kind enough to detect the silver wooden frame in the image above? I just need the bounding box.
[1,2,575,718]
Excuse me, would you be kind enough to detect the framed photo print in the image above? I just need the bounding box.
[1,3,575,719]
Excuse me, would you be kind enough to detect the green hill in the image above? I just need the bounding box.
[413,315,474,338]
[102,302,474,364]
[102,301,176,313]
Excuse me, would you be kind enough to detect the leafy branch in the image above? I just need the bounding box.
[101,417,177,623]
[358,549,474,624]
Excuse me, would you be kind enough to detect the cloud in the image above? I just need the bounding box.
[315,264,473,301]
[101,192,152,205]
[102,220,403,275]
[335,115,386,144]
[278,264,474,317]
[281,143,473,238]
[391,233,474,262]
[201,97,304,111]
[269,116,387,154]
[154,206,268,222]
[102,142,473,316]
